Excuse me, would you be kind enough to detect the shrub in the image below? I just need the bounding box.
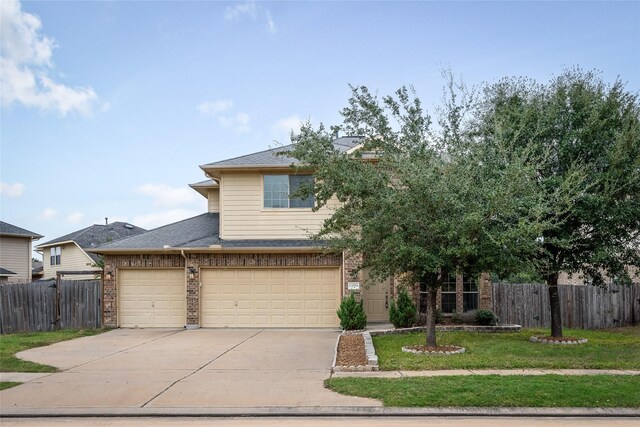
[337,293,367,330]
[476,309,499,326]
[389,288,417,328]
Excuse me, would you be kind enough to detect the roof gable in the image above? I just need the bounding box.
[0,221,43,239]
[200,136,362,170]
[37,222,147,253]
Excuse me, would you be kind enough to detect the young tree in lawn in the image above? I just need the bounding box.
[286,83,544,346]
[475,68,640,337]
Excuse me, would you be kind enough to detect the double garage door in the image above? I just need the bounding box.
[118,267,340,328]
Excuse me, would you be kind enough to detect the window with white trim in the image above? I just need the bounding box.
[440,275,457,313]
[463,275,479,312]
[50,247,61,266]
[263,175,314,208]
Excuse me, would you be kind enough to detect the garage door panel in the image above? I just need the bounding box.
[201,268,339,327]
[119,269,185,328]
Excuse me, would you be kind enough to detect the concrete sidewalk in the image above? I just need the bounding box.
[331,369,640,378]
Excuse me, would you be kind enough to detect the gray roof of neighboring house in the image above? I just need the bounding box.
[92,213,324,251]
[0,267,17,276]
[200,136,362,168]
[32,261,43,273]
[0,221,43,239]
[38,222,147,262]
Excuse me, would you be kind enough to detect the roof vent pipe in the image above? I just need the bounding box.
[105,217,108,225]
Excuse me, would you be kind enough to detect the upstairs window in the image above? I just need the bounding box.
[50,247,61,265]
[264,175,314,208]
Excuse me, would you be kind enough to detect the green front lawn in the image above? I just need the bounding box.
[373,326,640,370]
[0,329,107,373]
[325,375,640,407]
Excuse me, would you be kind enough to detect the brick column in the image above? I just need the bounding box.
[342,252,363,298]
[456,274,464,314]
[186,255,200,328]
[479,272,492,310]
[103,256,117,328]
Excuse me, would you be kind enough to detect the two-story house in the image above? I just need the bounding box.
[0,221,43,283]
[93,137,493,328]
[36,221,146,280]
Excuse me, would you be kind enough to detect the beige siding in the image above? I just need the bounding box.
[42,242,100,280]
[220,172,337,239]
[208,188,220,213]
[0,236,31,282]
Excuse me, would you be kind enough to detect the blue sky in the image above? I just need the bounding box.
[1,0,639,257]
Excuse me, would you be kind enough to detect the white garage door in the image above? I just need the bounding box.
[119,269,185,327]
[201,268,340,327]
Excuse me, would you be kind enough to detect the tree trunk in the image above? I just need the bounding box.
[425,285,438,347]
[547,272,563,338]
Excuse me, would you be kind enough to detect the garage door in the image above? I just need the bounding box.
[119,269,185,327]
[201,268,340,327]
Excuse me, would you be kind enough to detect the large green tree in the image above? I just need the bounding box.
[476,68,640,337]
[286,83,545,346]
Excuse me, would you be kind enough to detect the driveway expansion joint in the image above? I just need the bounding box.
[140,329,265,408]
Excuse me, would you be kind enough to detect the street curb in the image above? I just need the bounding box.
[1,407,639,418]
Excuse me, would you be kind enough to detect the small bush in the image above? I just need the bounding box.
[337,293,367,330]
[389,288,417,328]
[435,308,444,324]
[476,309,499,326]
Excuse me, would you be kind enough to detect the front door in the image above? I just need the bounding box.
[361,272,390,323]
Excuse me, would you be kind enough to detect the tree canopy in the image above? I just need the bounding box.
[476,68,640,336]
[286,82,546,346]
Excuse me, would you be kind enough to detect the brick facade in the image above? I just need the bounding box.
[103,252,343,328]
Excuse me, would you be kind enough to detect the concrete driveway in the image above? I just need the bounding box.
[0,329,380,411]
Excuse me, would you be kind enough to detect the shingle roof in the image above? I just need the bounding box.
[0,267,17,276]
[91,213,325,251]
[38,222,147,262]
[201,136,362,168]
[0,221,43,239]
[96,213,219,250]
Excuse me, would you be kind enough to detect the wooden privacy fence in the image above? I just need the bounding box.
[0,279,102,334]
[492,282,640,329]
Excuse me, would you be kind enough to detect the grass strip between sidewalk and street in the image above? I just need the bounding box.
[373,326,640,370]
[325,375,640,407]
[0,329,107,373]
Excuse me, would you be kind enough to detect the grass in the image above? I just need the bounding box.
[373,326,640,370]
[0,382,21,391]
[0,329,107,373]
[325,375,640,407]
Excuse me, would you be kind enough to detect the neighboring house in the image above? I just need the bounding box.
[32,260,44,281]
[559,266,639,286]
[36,222,146,280]
[0,221,43,284]
[92,137,493,329]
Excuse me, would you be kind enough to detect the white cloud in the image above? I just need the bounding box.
[224,1,257,21]
[66,211,84,224]
[272,115,304,135]
[224,1,276,34]
[197,99,234,116]
[38,208,57,220]
[136,183,199,208]
[132,209,201,230]
[266,11,277,34]
[0,0,101,116]
[0,181,24,197]
[199,99,250,133]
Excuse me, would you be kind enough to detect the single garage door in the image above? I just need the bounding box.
[201,268,340,327]
[119,269,185,327]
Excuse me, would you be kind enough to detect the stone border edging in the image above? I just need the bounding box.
[402,345,465,355]
[530,336,588,345]
[332,331,379,373]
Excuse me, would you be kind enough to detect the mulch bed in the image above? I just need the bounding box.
[335,333,368,366]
